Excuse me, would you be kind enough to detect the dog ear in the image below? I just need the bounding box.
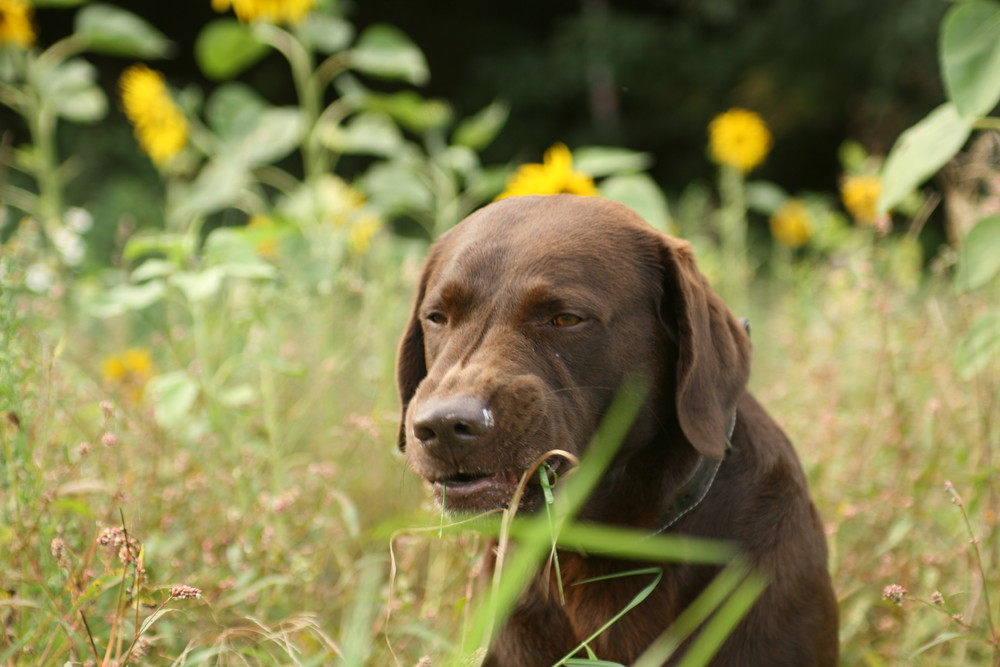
[660,237,751,460]
[396,253,437,451]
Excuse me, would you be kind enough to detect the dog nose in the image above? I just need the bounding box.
[412,395,492,452]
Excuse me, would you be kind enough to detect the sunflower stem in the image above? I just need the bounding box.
[717,165,748,312]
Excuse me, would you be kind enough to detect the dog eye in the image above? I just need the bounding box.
[550,314,583,328]
[426,312,448,326]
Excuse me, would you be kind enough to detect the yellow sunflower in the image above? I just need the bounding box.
[496,143,598,200]
[211,0,315,24]
[769,199,813,248]
[119,65,188,165]
[102,348,155,403]
[708,108,772,173]
[840,175,882,225]
[0,0,35,49]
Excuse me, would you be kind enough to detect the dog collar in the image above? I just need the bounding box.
[652,318,748,535]
[651,408,736,535]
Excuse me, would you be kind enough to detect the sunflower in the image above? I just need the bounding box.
[840,175,882,225]
[211,0,315,24]
[496,143,598,200]
[0,0,35,49]
[769,199,813,248]
[708,108,772,173]
[102,348,155,403]
[119,65,188,165]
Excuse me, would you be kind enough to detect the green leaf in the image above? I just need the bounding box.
[170,268,225,302]
[87,281,166,317]
[745,180,789,216]
[38,58,107,123]
[941,0,1000,118]
[350,23,429,85]
[130,259,178,283]
[205,83,268,140]
[322,112,404,156]
[74,3,174,59]
[146,371,199,426]
[599,173,672,233]
[171,159,248,223]
[955,310,1000,378]
[203,228,277,279]
[363,90,452,133]
[453,101,509,152]
[195,19,269,81]
[955,214,1000,290]
[231,108,305,165]
[300,13,354,54]
[878,103,972,213]
[122,232,194,264]
[573,146,653,178]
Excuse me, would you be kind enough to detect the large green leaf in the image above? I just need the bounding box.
[350,23,429,85]
[878,103,972,213]
[955,310,1000,378]
[300,13,354,54]
[195,19,269,81]
[599,173,672,233]
[146,371,199,426]
[941,0,1000,118]
[573,146,653,178]
[74,3,173,59]
[229,108,305,165]
[453,101,509,152]
[321,112,404,157]
[170,158,248,224]
[205,83,268,140]
[955,214,1000,291]
[38,58,107,123]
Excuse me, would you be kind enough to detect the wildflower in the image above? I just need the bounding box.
[348,214,381,255]
[931,591,945,606]
[97,526,141,565]
[170,584,202,599]
[100,400,115,419]
[769,199,813,248]
[840,175,882,225]
[101,432,118,447]
[882,584,907,605]
[708,108,772,173]
[77,441,91,456]
[101,348,155,402]
[496,143,598,200]
[119,65,188,165]
[0,0,35,49]
[211,0,315,24]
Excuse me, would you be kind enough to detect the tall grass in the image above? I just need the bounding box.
[1,233,998,665]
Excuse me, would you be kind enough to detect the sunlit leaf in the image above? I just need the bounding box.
[195,19,269,81]
[38,58,107,123]
[599,173,672,233]
[955,310,1000,378]
[75,3,173,59]
[573,146,653,178]
[146,371,199,426]
[300,13,354,54]
[941,0,1000,118]
[954,214,1000,291]
[350,23,429,85]
[453,101,509,152]
[878,103,972,212]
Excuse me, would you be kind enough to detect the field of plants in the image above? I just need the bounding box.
[2,1,999,665]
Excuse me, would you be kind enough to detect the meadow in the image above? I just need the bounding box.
[2,1,1000,665]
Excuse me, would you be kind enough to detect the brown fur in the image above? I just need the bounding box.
[396,194,838,665]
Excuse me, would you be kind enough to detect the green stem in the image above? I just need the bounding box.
[258,24,323,181]
[717,165,749,311]
[971,116,1000,131]
[28,106,62,223]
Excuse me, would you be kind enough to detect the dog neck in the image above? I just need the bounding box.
[650,407,737,535]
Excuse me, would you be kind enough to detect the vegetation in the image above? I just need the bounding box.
[1,0,999,665]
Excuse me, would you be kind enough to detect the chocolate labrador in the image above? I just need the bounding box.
[396,195,838,665]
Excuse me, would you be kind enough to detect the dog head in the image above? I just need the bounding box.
[396,195,750,517]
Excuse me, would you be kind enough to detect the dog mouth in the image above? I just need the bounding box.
[428,457,570,513]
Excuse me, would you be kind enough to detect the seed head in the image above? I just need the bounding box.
[170,585,202,599]
[882,584,907,605]
[931,590,945,606]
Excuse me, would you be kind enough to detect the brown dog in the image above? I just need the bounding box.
[396,195,838,665]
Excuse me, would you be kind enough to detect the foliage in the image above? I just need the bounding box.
[2,1,1000,665]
